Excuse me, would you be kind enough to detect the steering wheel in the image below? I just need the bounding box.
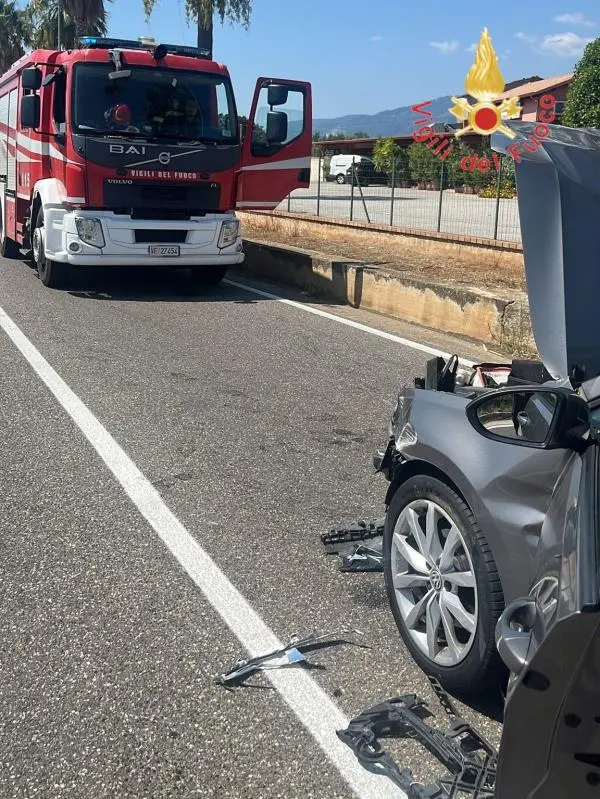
[437,354,459,392]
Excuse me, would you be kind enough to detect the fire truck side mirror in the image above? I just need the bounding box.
[266,111,287,144]
[22,67,43,92]
[267,85,288,107]
[21,95,41,130]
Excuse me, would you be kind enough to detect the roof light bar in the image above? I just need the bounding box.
[78,37,211,60]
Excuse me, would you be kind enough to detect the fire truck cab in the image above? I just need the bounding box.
[0,37,312,288]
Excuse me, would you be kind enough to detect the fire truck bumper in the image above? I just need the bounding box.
[58,251,245,267]
[44,209,246,267]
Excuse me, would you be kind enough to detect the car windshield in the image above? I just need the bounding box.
[72,63,238,143]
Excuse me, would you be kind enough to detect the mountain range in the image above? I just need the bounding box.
[313,78,543,138]
[313,95,454,137]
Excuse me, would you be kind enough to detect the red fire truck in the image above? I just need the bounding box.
[0,36,312,288]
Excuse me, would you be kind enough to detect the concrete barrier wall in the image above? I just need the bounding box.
[241,239,534,352]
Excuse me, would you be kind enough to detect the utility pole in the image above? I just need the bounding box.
[57,0,63,49]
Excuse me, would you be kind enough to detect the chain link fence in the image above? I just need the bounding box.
[282,148,521,244]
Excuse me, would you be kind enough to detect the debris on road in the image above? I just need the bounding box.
[337,676,497,798]
[321,518,385,572]
[340,542,383,573]
[217,630,370,688]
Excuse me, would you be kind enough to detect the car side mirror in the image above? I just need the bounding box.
[466,386,590,451]
[266,110,287,144]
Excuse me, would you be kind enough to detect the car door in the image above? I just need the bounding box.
[494,424,600,798]
[236,78,312,211]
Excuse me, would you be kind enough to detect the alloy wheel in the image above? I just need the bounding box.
[391,499,478,667]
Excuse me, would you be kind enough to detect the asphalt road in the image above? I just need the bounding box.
[282,182,522,243]
[0,255,503,798]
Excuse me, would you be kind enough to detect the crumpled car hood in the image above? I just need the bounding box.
[492,123,600,395]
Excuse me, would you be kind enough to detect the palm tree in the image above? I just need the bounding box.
[0,0,29,72]
[26,0,111,50]
[64,0,106,40]
[143,0,251,60]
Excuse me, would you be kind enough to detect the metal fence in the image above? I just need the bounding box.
[280,152,522,244]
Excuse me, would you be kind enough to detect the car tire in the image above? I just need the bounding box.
[383,474,506,693]
[0,201,19,258]
[188,266,227,289]
[33,208,68,288]
[336,173,346,185]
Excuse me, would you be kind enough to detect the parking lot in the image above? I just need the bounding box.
[0,255,503,798]
[282,181,522,243]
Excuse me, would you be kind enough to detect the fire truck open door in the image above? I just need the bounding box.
[236,78,312,211]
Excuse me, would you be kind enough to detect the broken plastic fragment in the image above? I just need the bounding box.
[341,543,384,573]
[217,630,368,688]
[337,677,497,797]
[321,518,385,572]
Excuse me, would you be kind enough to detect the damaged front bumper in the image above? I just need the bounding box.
[373,437,396,479]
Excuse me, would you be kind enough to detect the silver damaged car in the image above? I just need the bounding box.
[375,122,600,695]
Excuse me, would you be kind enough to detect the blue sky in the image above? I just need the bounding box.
[103,1,597,118]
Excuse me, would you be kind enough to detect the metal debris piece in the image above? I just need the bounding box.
[321,518,385,572]
[336,677,497,798]
[340,542,384,573]
[218,630,369,688]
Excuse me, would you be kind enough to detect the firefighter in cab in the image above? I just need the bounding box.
[104,102,139,133]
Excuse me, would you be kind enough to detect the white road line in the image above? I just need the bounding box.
[0,304,405,799]
[224,278,474,367]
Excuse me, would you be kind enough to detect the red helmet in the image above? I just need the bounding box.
[106,103,132,127]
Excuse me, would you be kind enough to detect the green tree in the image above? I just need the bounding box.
[407,141,440,185]
[26,0,111,49]
[373,137,410,182]
[446,140,477,188]
[0,0,29,72]
[65,0,107,39]
[445,137,511,193]
[562,37,600,127]
[372,137,399,173]
[143,0,251,60]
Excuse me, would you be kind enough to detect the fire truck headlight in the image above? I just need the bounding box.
[217,220,240,249]
[75,217,105,248]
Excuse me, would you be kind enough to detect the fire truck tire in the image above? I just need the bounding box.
[33,208,68,289]
[188,266,227,288]
[0,204,19,259]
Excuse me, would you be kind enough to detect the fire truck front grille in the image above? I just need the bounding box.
[134,229,188,244]
[103,180,221,215]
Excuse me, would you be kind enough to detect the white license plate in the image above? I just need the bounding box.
[148,245,180,257]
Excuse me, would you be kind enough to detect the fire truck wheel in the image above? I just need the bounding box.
[188,266,227,289]
[33,209,68,289]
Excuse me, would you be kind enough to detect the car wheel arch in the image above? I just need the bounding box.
[385,459,472,509]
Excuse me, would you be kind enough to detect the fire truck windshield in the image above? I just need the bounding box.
[72,63,238,143]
